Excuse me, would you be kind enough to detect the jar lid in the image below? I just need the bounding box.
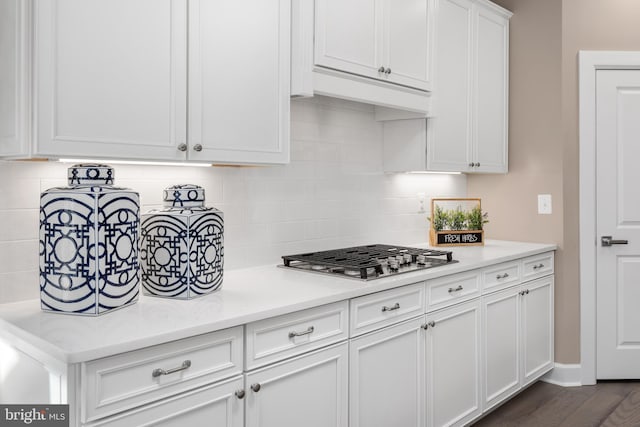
[68,164,114,186]
[163,184,205,208]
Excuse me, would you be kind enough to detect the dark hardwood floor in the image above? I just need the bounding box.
[472,381,640,427]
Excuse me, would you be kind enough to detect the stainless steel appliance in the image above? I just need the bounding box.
[281,244,457,280]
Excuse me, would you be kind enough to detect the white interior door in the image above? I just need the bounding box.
[596,69,640,379]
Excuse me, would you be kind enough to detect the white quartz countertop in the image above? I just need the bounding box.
[0,240,556,364]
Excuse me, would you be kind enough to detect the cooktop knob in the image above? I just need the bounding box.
[417,255,426,265]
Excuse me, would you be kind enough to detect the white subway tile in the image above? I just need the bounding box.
[0,240,39,273]
[0,270,40,304]
[0,210,39,242]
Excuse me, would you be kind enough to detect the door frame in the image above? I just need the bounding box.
[579,51,640,385]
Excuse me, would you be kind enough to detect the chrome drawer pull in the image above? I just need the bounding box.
[496,273,510,280]
[152,360,191,378]
[382,303,400,312]
[448,285,464,293]
[288,326,315,339]
[532,263,545,270]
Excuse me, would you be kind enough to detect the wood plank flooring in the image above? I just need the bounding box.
[472,381,640,427]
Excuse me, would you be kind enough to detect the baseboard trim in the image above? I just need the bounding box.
[541,363,582,387]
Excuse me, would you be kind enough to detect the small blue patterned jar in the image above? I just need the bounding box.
[39,164,140,316]
[140,184,224,299]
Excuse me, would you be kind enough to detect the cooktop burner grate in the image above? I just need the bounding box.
[281,244,455,280]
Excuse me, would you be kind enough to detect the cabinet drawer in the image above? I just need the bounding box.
[522,252,554,282]
[245,301,349,369]
[82,326,243,423]
[86,375,244,427]
[426,270,481,311]
[482,260,521,294]
[350,283,425,337]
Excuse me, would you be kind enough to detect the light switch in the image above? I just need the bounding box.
[538,194,552,214]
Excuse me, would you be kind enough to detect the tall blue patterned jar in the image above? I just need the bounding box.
[39,164,140,315]
[140,184,224,299]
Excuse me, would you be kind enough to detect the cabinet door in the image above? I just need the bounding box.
[91,376,244,427]
[521,277,554,386]
[34,0,188,160]
[314,0,383,80]
[482,285,520,411]
[384,0,433,91]
[426,0,473,172]
[189,0,290,164]
[350,318,425,427]
[473,2,509,173]
[0,0,28,157]
[425,299,481,427]
[246,343,348,427]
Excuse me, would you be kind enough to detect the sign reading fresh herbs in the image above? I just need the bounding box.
[428,198,488,246]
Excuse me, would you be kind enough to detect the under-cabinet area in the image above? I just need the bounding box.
[0,241,554,427]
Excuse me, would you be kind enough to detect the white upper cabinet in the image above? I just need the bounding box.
[385,0,433,91]
[0,0,29,157]
[474,1,509,173]
[315,0,432,91]
[382,0,510,173]
[293,0,433,115]
[34,0,188,160]
[314,0,381,82]
[426,0,473,172]
[6,0,290,165]
[189,0,290,164]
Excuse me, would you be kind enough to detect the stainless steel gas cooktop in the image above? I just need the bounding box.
[280,244,457,280]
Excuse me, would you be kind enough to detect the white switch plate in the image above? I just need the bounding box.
[538,194,552,214]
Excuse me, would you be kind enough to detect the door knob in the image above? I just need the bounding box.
[177,143,187,152]
[193,144,203,152]
[601,236,629,246]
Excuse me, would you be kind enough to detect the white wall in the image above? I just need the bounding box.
[0,96,466,304]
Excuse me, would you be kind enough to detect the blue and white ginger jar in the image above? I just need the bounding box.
[39,164,140,315]
[140,184,224,299]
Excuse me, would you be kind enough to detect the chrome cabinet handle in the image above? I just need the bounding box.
[421,320,436,329]
[385,67,392,74]
[152,360,191,378]
[601,236,629,246]
[519,289,530,296]
[382,303,400,312]
[378,66,386,73]
[448,285,463,293]
[251,383,261,393]
[469,162,475,167]
[532,263,545,270]
[475,162,481,167]
[288,326,314,339]
[496,273,510,280]
[235,390,245,399]
[177,143,187,152]
[193,144,203,152]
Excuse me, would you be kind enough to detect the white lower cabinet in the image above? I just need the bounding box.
[483,276,554,411]
[245,343,348,427]
[86,376,244,427]
[521,277,554,386]
[425,299,482,427]
[349,317,426,427]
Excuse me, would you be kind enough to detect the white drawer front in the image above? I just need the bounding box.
[426,270,481,311]
[350,283,425,337]
[522,252,554,282]
[246,301,349,369]
[82,326,243,423]
[482,261,521,294]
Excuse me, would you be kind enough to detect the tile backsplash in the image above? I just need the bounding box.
[0,96,466,303]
